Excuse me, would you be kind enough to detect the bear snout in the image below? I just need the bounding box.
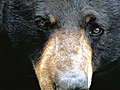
[35,30,92,90]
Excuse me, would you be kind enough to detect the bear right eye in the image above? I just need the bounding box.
[89,27,103,36]
[35,16,51,30]
[88,23,104,36]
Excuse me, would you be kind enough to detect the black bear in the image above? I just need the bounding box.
[0,0,120,90]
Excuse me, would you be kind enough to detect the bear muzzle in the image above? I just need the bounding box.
[34,30,93,90]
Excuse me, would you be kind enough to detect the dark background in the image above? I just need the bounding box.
[0,1,40,89]
[0,33,40,90]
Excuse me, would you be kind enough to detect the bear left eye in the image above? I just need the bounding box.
[35,16,51,30]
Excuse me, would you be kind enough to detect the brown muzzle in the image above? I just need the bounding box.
[34,30,93,90]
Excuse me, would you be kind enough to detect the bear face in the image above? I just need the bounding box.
[1,0,120,90]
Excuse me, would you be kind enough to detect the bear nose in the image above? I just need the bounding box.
[54,75,88,90]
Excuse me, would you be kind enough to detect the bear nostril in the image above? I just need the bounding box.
[72,87,88,90]
[69,87,88,90]
[53,82,56,90]
[72,87,80,90]
[74,87,80,90]
[53,82,57,90]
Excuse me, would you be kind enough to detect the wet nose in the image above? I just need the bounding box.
[54,75,88,90]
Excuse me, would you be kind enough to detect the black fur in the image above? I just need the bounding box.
[0,0,120,90]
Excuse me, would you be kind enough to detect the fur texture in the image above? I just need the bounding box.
[1,0,120,90]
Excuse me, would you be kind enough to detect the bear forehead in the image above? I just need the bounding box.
[33,0,109,30]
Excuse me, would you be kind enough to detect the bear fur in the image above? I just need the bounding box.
[0,0,120,90]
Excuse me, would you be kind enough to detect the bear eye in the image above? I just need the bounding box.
[90,27,103,36]
[88,22,104,36]
[35,16,51,29]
